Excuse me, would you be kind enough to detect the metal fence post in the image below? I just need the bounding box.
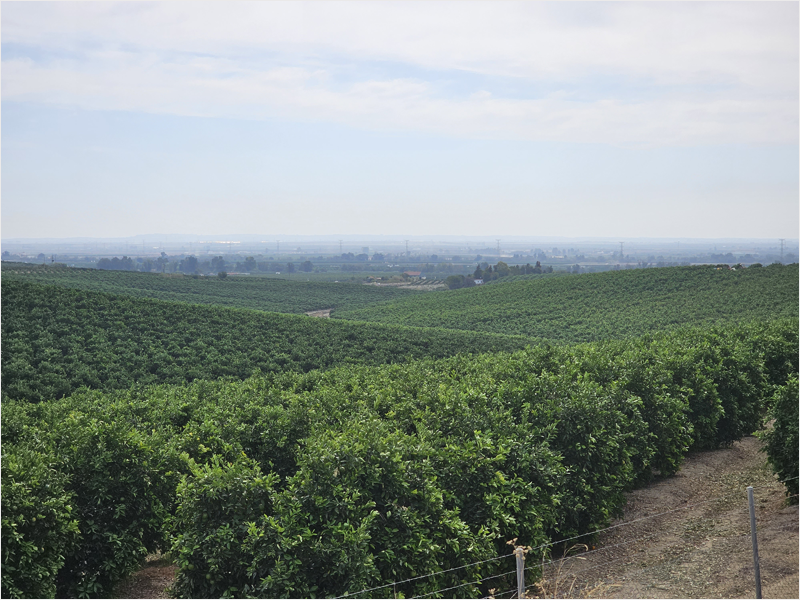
[515,546,525,599]
[747,486,762,599]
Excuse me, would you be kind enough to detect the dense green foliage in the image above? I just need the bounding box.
[1,403,179,598]
[1,262,423,314]
[3,319,796,598]
[1,280,532,403]
[334,265,799,341]
[1,445,80,599]
[3,262,796,597]
[760,375,799,500]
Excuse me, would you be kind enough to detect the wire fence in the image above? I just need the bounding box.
[335,553,517,598]
[751,487,799,600]
[336,473,798,599]
[527,480,798,599]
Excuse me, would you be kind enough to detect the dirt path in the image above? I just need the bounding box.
[538,436,798,599]
[112,554,176,599]
[363,282,448,290]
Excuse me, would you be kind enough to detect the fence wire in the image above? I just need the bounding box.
[488,588,518,598]
[339,477,798,599]
[525,485,798,599]
[754,492,798,600]
[413,570,518,599]
[336,552,515,598]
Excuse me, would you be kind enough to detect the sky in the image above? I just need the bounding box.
[2,1,798,240]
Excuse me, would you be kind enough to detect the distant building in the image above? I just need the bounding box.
[404,270,422,278]
[474,279,484,285]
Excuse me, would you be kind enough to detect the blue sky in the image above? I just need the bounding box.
[2,1,798,239]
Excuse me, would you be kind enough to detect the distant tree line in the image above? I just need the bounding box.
[96,256,135,271]
[94,255,316,276]
[446,261,554,289]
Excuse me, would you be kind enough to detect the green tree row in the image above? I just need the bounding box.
[3,318,797,598]
[335,264,799,341]
[1,280,532,403]
[1,262,423,315]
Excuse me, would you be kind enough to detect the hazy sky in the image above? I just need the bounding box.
[2,1,798,239]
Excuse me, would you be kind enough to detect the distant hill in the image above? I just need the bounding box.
[0,262,423,314]
[332,264,799,342]
[1,279,532,403]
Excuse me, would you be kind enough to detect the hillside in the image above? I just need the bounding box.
[333,264,799,341]
[4,319,796,598]
[1,280,532,403]
[0,262,423,314]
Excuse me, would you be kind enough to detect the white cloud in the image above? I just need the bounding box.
[2,1,797,146]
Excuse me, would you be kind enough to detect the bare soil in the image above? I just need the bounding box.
[399,283,448,290]
[537,436,799,599]
[306,308,333,318]
[364,281,448,290]
[112,553,176,599]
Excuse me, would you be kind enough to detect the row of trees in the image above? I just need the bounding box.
[232,257,313,274]
[337,264,799,340]
[474,261,553,280]
[92,255,566,278]
[1,262,424,315]
[3,318,797,598]
[444,261,556,288]
[96,255,316,275]
[1,280,530,403]
[96,256,135,271]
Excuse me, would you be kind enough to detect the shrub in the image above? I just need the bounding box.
[570,342,693,480]
[710,338,766,446]
[53,415,179,597]
[279,421,495,598]
[539,376,648,538]
[170,455,279,598]
[662,339,725,451]
[1,445,80,599]
[761,375,799,500]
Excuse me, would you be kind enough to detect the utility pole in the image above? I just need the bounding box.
[779,239,785,263]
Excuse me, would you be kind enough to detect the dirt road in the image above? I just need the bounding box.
[537,436,798,599]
